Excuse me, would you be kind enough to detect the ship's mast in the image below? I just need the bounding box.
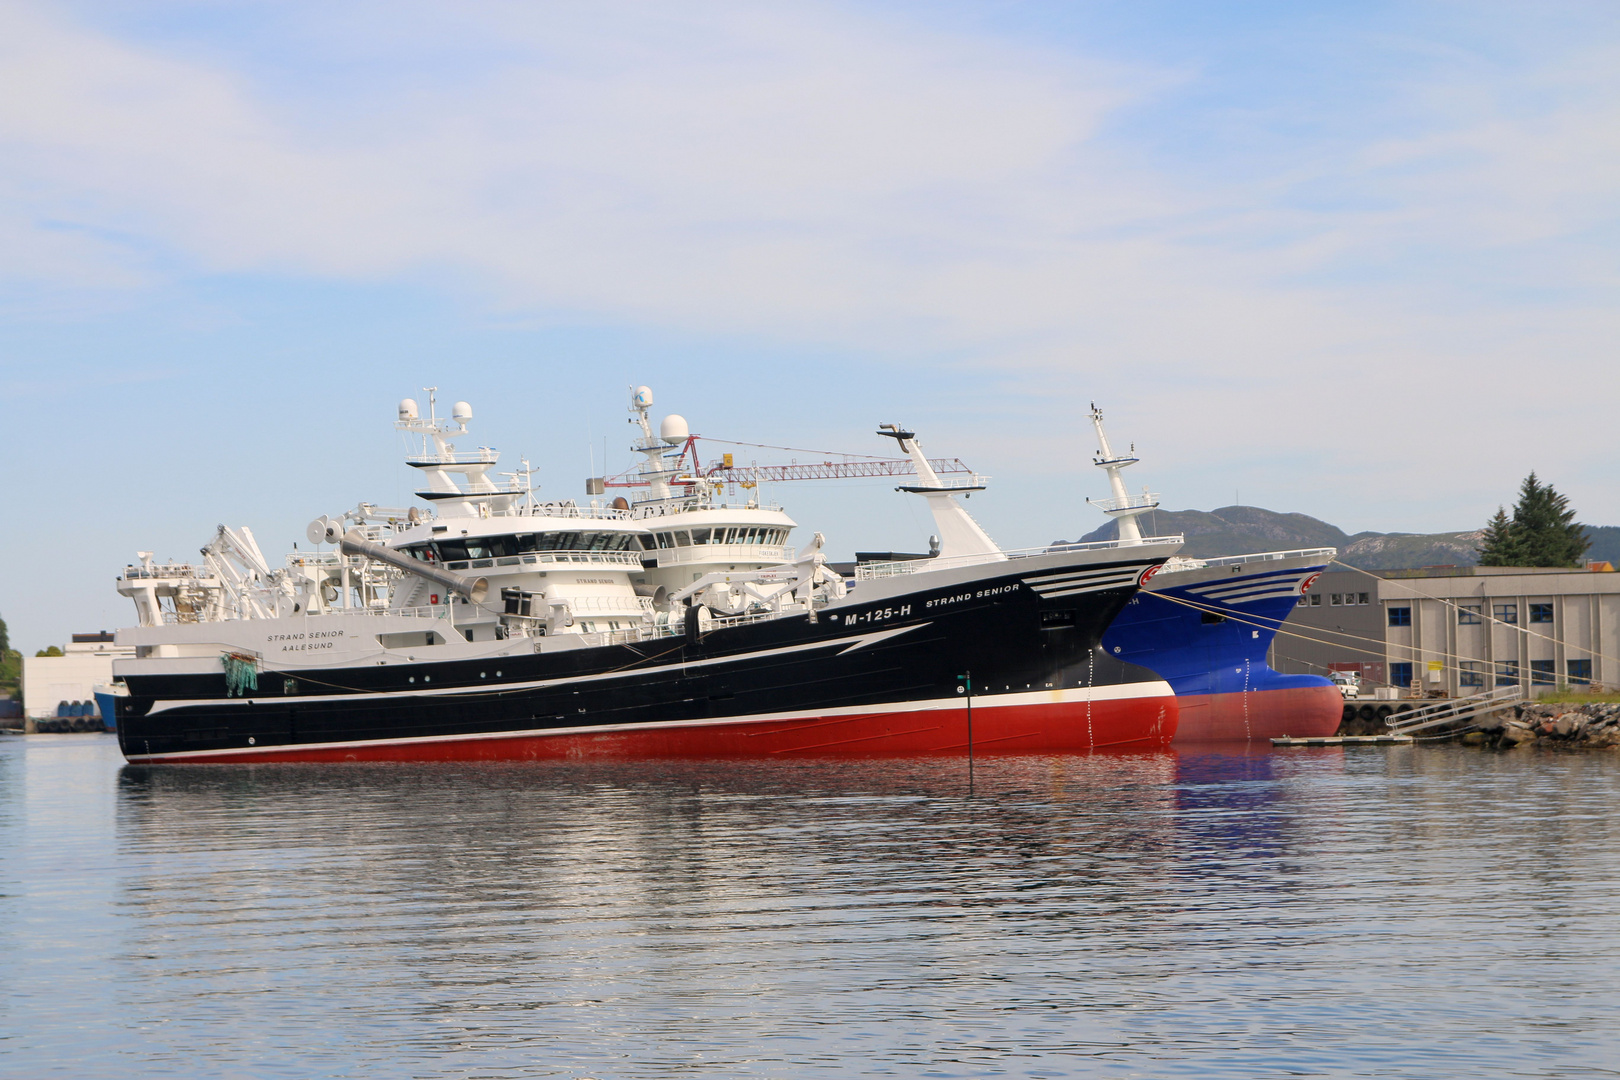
[627,385,690,505]
[879,425,1002,562]
[1088,405,1158,545]
[397,389,512,517]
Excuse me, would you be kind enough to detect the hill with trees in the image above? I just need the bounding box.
[1071,503,1615,571]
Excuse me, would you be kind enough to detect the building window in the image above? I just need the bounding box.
[1310,594,1321,606]
[1390,662,1413,688]
[1494,603,1517,625]
[1530,659,1555,685]
[1459,662,1485,688]
[1388,606,1411,627]
[1568,659,1592,685]
[1529,603,1553,624]
[1359,593,1370,605]
[1495,660,1520,686]
[1458,605,1482,625]
[1331,593,1342,605]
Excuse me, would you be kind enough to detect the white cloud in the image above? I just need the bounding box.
[0,0,1615,531]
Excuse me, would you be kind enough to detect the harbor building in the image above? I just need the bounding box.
[1274,566,1620,696]
[21,633,133,720]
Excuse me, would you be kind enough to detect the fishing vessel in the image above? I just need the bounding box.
[1079,407,1343,742]
[110,389,1183,763]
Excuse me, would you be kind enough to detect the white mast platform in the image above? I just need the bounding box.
[1087,405,1159,546]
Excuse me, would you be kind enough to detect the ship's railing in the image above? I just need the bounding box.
[444,550,644,571]
[121,564,216,581]
[630,498,785,518]
[1089,492,1159,513]
[405,448,498,466]
[561,595,656,614]
[518,502,634,521]
[1190,547,1337,568]
[855,536,1184,580]
[653,544,793,566]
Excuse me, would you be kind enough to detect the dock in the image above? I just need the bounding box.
[1271,734,1414,746]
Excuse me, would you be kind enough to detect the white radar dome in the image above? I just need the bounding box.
[660,414,689,445]
[398,398,419,421]
[452,401,472,424]
[632,385,654,409]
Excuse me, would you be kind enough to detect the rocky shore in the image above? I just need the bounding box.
[1461,702,1620,749]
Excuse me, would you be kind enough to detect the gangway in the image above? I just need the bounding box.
[1384,685,1525,735]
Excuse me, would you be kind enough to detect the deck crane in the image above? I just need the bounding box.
[602,435,981,489]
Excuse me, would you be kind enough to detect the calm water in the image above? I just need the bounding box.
[2,736,1617,1079]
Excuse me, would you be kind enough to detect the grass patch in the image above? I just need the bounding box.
[1534,688,1620,704]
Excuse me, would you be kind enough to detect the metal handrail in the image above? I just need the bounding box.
[1194,547,1338,568]
[1385,685,1524,734]
[1090,493,1159,513]
[856,536,1183,580]
[405,449,498,465]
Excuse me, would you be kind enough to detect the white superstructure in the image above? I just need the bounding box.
[112,386,848,676]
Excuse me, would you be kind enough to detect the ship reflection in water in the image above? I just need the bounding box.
[3,736,1618,1077]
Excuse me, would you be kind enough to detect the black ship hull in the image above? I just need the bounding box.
[117,551,1180,763]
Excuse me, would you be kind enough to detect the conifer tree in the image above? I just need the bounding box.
[1477,507,1520,566]
[1476,473,1590,567]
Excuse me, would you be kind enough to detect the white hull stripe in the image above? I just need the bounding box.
[1024,567,1141,598]
[1023,566,1144,587]
[144,622,931,717]
[1188,584,1305,605]
[123,681,1177,762]
[1028,575,1140,598]
[1179,570,1316,600]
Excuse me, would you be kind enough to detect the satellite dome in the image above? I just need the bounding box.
[398,398,419,421]
[660,414,689,445]
[632,385,654,409]
[452,401,472,424]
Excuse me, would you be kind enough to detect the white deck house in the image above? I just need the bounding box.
[21,633,135,718]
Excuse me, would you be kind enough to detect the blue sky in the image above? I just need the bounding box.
[2,1,1617,650]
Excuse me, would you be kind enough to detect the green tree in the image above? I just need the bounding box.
[1477,507,1521,566]
[0,614,18,698]
[35,646,63,658]
[1477,472,1590,567]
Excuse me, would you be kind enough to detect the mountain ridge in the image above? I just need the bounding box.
[1069,506,1620,570]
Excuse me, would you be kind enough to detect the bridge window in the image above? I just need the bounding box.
[674,531,692,546]
[656,532,674,549]
[637,534,657,550]
[690,527,712,544]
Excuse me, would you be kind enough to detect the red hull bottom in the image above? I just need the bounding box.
[130,693,1180,764]
[1170,685,1343,743]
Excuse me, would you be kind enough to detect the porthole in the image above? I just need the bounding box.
[480,672,487,679]
[423,675,431,683]
[495,670,502,677]
[409,676,416,684]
